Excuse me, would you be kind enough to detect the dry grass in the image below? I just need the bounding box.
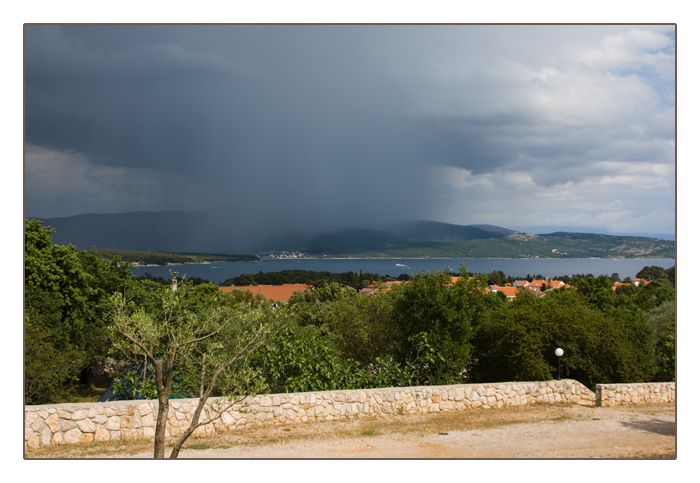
[25,403,590,459]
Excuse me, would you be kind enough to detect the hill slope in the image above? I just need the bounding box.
[33,210,675,259]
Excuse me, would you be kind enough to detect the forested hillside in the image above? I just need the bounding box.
[39,210,675,258]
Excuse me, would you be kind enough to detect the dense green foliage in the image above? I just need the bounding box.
[25,218,676,409]
[24,219,138,404]
[222,269,391,289]
[469,289,656,388]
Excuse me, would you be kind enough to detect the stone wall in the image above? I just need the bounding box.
[26,379,668,449]
[595,382,675,407]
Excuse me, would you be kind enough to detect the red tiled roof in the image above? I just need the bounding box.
[613,282,630,291]
[219,284,312,302]
[362,280,406,294]
[488,285,519,298]
[526,280,567,291]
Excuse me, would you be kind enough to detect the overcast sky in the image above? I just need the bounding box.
[24,24,675,236]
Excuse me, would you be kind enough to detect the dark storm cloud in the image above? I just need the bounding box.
[24,25,675,235]
[25,25,436,227]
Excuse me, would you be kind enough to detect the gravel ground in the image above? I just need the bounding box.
[61,403,675,459]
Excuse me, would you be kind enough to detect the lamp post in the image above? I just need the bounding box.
[555,347,564,380]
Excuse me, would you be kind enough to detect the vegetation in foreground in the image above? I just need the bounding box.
[24,218,675,456]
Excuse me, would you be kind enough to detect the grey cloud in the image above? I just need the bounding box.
[24,25,675,236]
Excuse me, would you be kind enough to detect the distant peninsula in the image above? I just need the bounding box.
[93,250,259,266]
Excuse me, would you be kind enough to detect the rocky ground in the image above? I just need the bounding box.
[25,402,675,459]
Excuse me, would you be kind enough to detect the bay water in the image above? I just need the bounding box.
[131,258,675,285]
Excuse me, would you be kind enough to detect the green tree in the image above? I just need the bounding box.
[636,265,669,281]
[486,270,507,286]
[392,267,485,385]
[654,324,675,382]
[571,275,615,312]
[470,288,655,389]
[109,287,278,458]
[257,323,367,393]
[24,219,136,403]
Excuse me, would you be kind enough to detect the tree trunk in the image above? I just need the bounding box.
[152,355,175,458]
[153,392,170,458]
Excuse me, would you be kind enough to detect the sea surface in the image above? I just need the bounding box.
[130,258,676,285]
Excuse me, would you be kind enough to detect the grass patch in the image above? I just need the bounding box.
[361,427,376,436]
[632,448,676,459]
[186,443,211,450]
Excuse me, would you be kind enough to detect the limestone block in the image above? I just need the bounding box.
[94,425,111,442]
[40,426,52,446]
[25,411,39,427]
[51,432,64,446]
[440,401,455,411]
[59,419,77,432]
[216,411,232,427]
[121,416,132,428]
[26,433,42,449]
[138,403,153,416]
[76,418,96,433]
[92,414,107,425]
[131,414,143,429]
[104,416,121,431]
[30,417,45,433]
[45,414,60,433]
[71,409,88,421]
[63,428,83,444]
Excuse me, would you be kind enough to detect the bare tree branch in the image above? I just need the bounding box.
[116,329,157,363]
[175,328,221,350]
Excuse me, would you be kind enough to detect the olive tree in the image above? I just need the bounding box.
[110,288,278,458]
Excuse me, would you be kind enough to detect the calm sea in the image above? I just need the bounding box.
[130,258,676,285]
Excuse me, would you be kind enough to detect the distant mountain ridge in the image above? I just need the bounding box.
[34,210,675,259]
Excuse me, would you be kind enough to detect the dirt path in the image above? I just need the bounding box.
[26,403,676,459]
